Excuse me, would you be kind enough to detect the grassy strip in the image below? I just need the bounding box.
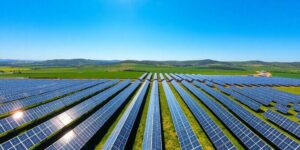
[159,82,180,150]
[132,83,152,149]
[180,83,245,150]
[274,87,300,95]
[168,82,214,150]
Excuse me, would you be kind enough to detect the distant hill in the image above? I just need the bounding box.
[1,59,300,69]
[0,59,120,67]
[32,59,121,66]
[0,59,36,66]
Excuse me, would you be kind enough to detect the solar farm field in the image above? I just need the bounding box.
[0,73,299,150]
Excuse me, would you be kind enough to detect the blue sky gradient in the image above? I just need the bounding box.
[1,0,300,61]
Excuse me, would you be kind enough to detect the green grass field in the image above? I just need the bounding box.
[1,63,300,79]
[275,87,300,95]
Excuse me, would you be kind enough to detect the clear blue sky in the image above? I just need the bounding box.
[0,0,300,61]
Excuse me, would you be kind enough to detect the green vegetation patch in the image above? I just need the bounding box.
[274,87,300,95]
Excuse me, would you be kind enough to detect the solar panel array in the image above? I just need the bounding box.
[182,81,271,150]
[0,80,105,115]
[172,81,236,150]
[231,86,272,106]
[0,80,131,150]
[192,75,300,86]
[46,80,140,150]
[239,87,299,105]
[103,81,149,149]
[0,80,118,134]
[264,110,300,138]
[162,81,202,150]
[142,80,162,150]
[0,80,84,102]
[217,85,261,111]
[1,73,300,150]
[194,81,300,150]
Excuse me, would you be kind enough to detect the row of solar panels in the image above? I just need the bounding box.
[148,73,300,87]
[0,80,106,115]
[195,75,300,86]
[0,80,89,103]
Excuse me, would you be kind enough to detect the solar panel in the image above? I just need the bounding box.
[153,73,158,80]
[216,85,232,95]
[216,85,261,111]
[170,73,182,81]
[194,81,300,150]
[46,80,141,150]
[146,73,152,81]
[162,81,202,150]
[294,105,300,112]
[275,104,290,114]
[182,81,271,150]
[164,73,173,81]
[142,80,162,150]
[172,81,236,150]
[0,80,131,150]
[103,81,150,149]
[139,73,148,81]
[0,80,118,135]
[231,86,271,106]
[249,87,296,105]
[159,73,165,81]
[182,74,194,82]
[264,110,300,138]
